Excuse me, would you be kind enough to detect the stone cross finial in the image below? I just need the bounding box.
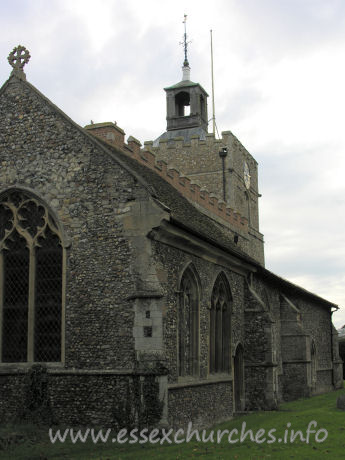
[7,45,31,80]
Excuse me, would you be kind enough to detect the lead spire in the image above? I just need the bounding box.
[180,14,191,81]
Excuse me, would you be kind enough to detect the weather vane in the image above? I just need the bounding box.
[7,45,31,80]
[180,14,191,67]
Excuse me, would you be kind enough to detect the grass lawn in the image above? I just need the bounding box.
[1,384,345,460]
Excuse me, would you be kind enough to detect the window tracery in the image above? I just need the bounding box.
[210,273,231,373]
[178,266,199,377]
[0,190,63,363]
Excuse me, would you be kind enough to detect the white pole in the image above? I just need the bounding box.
[210,29,216,136]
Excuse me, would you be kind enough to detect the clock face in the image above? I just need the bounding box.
[244,161,251,189]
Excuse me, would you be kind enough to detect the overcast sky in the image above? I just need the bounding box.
[1,0,345,328]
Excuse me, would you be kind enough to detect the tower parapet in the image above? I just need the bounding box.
[147,132,265,265]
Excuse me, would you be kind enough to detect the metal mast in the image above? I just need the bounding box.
[210,29,216,136]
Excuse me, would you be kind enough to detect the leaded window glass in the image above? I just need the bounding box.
[0,190,62,363]
[209,273,231,373]
[178,266,199,377]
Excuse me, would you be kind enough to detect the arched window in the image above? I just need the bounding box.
[178,265,199,377]
[0,190,63,363]
[175,91,190,117]
[210,272,231,373]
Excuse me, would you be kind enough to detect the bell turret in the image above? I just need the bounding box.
[154,15,209,145]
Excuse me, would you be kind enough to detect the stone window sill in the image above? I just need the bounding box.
[0,362,65,374]
[169,374,232,389]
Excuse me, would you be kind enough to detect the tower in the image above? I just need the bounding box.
[150,19,265,264]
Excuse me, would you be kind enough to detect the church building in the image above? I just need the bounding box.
[0,45,342,428]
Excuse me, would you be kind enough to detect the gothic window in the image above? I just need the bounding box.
[0,190,63,363]
[178,265,199,377]
[209,273,231,373]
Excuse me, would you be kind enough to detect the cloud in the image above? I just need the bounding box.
[1,0,345,325]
